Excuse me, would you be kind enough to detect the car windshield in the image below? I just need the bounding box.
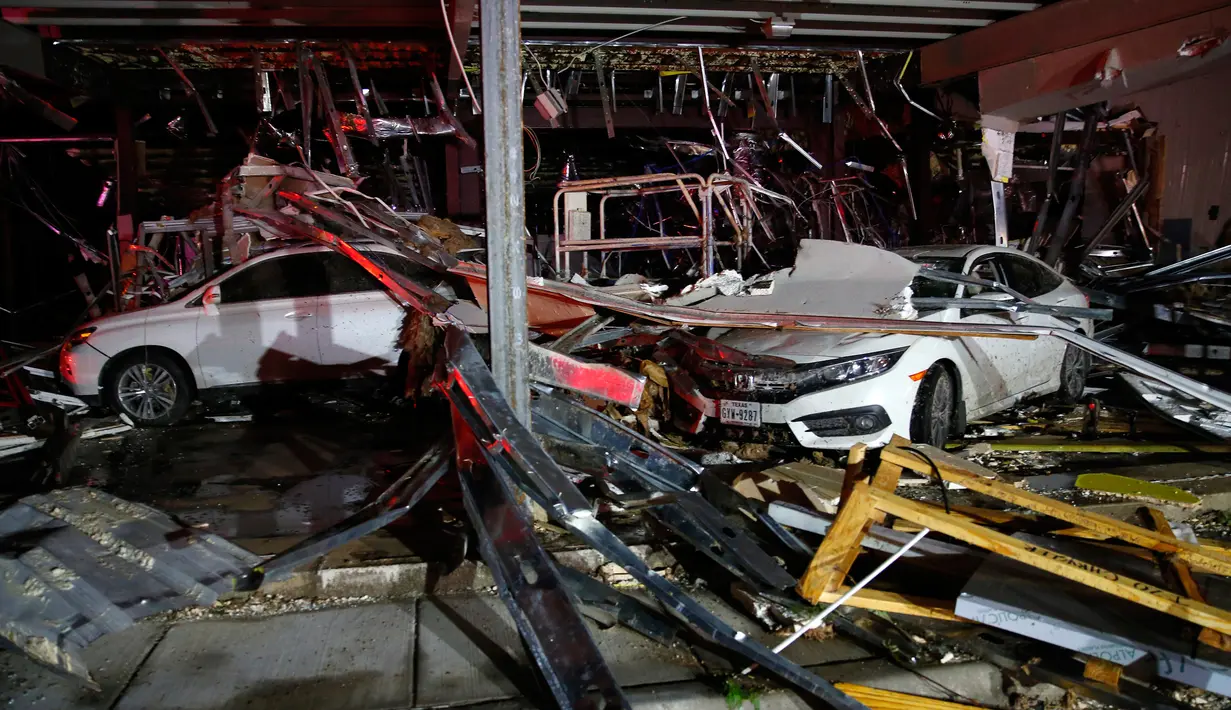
[905,256,965,299]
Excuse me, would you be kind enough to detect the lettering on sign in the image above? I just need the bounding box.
[1022,545,1184,604]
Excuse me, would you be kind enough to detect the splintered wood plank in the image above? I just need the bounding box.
[869,489,1231,635]
[879,444,1231,578]
[1082,657,1123,688]
[799,459,908,602]
[835,683,988,709]
[816,587,960,622]
[839,442,868,508]
[1139,507,1231,652]
[798,482,877,603]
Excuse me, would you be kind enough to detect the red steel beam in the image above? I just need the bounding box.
[979,4,1231,120]
[921,0,1231,83]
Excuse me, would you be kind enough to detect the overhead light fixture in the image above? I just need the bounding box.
[762,16,794,39]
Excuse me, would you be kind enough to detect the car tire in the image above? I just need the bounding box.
[1055,345,1091,404]
[104,350,193,426]
[910,364,956,448]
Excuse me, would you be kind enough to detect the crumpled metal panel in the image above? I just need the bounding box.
[0,487,260,684]
[438,327,868,710]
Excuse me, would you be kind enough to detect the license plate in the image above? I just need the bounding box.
[720,400,762,427]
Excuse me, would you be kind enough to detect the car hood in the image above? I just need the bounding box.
[714,329,921,365]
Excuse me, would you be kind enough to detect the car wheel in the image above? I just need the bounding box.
[910,365,955,448]
[105,350,192,426]
[1055,345,1091,404]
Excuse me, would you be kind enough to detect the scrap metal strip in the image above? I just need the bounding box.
[440,327,868,710]
[456,415,630,710]
[527,347,645,409]
[282,191,450,273]
[557,565,682,647]
[235,207,455,319]
[342,44,378,145]
[309,51,361,180]
[157,49,217,136]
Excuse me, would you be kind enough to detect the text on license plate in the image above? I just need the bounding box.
[720,400,762,427]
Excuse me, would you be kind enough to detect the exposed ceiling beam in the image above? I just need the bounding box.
[921,0,1231,83]
[979,3,1231,120]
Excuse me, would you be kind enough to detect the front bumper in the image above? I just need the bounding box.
[679,370,922,450]
[59,343,108,399]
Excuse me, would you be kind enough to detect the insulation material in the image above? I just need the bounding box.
[417,214,479,255]
[694,240,921,319]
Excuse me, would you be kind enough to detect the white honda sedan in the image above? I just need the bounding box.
[59,244,418,425]
[686,245,1093,449]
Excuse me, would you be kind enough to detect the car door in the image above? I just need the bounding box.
[995,253,1069,391]
[954,255,1034,408]
[194,252,328,387]
[314,251,407,377]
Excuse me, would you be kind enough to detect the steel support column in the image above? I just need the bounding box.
[480,0,530,425]
[113,105,139,312]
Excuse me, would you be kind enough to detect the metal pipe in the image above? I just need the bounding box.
[481,0,531,425]
[1024,111,1066,254]
[1080,177,1151,259]
[1045,107,1100,266]
[743,527,932,674]
[0,135,112,143]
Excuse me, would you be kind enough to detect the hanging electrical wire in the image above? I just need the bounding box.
[438,0,481,115]
[524,125,541,180]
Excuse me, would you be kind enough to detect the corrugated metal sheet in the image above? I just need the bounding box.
[0,487,260,686]
[1129,62,1231,252]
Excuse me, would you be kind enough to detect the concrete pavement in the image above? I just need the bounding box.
[1,591,1011,710]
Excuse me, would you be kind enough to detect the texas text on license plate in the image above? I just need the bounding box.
[720,400,762,427]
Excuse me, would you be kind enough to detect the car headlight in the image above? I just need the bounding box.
[704,348,907,401]
[65,327,97,348]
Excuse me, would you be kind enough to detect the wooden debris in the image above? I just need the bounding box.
[1139,507,1231,652]
[797,438,1231,641]
[1082,657,1123,688]
[879,444,1231,577]
[834,683,988,709]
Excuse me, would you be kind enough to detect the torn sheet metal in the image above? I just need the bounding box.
[0,488,260,683]
[911,297,1111,321]
[340,113,460,139]
[957,533,1231,695]
[450,262,1231,415]
[428,72,476,149]
[532,396,795,590]
[557,566,682,647]
[686,240,921,319]
[1122,373,1231,441]
[527,347,646,409]
[457,426,630,710]
[279,191,453,273]
[530,388,700,492]
[438,328,868,710]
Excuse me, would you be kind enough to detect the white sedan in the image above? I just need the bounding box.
[59,243,418,425]
[687,245,1093,449]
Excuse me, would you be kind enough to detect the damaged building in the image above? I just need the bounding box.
[7,1,1231,709]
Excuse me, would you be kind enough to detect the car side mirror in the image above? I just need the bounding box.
[202,284,222,315]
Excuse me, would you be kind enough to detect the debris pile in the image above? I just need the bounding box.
[9,161,1231,710]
